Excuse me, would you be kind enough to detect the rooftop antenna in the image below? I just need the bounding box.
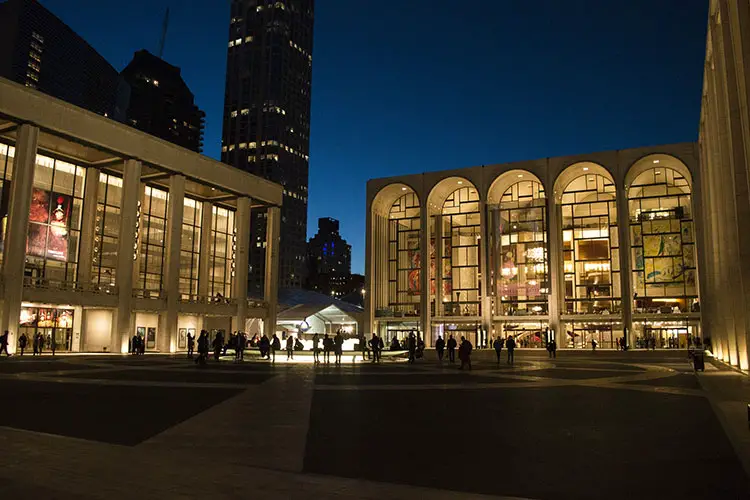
[158,7,170,58]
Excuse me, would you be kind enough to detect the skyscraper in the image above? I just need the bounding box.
[121,50,206,153]
[0,0,128,120]
[221,0,314,296]
[306,217,352,296]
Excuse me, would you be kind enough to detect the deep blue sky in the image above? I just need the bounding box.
[42,0,708,274]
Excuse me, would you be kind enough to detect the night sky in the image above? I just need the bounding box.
[40,0,708,274]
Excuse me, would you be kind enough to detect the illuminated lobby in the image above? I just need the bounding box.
[0,77,282,353]
[365,143,703,352]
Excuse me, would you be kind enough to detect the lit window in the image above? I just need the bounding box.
[248,142,257,148]
[230,110,238,118]
[221,146,228,152]
[29,51,41,62]
[31,32,44,43]
[235,38,242,45]
[27,60,40,72]
[241,108,249,115]
[257,5,263,11]
[245,36,253,43]
[228,40,235,47]
[275,2,286,10]
[229,144,235,151]
[153,80,159,87]
[26,71,38,82]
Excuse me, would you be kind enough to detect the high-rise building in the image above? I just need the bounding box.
[221,0,314,296]
[0,0,128,120]
[120,50,206,153]
[306,217,351,296]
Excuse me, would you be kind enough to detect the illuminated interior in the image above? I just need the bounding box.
[627,159,698,313]
[489,178,548,316]
[560,170,620,314]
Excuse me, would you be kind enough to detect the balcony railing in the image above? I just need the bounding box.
[178,293,237,306]
[23,277,118,295]
[133,289,166,300]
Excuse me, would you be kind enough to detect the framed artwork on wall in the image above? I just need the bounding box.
[147,327,156,349]
[178,328,187,349]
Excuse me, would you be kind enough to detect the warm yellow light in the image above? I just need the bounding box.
[653,160,660,164]
[583,167,589,171]
[652,298,677,303]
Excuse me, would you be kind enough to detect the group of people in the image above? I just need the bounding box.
[4,331,54,356]
[187,330,250,363]
[490,335,519,364]
[433,334,474,369]
[130,334,146,355]
[311,330,345,364]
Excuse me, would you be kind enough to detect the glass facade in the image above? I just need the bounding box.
[92,172,122,285]
[561,174,620,314]
[489,180,548,316]
[628,167,697,313]
[387,193,420,315]
[209,205,235,299]
[439,187,480,316]
[137,185,168,295]
[180,197,201,299]
[25,153,86,283]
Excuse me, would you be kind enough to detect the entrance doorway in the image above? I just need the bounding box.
[19,307,74,352]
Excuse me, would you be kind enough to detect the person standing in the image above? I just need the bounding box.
[506,335,516,365]
[591,338,597,352]
[334,330,344,364]
[312,333,320,363]
[36,332,44,355]
[447,334,457,363]
[458,336,473,370]
[359,333,369,361]
[0,330,10,356]
[50,333,56,356]
[187,332,195,359]
[286,335,294,360]
[271,334,281,362]
[435,335,445,363]
[547,339,557,358]
[196,330,209,365]
[236,331,245,361]
[407,331,417,364]
[369,334,381,363]
[32,332,39,356]
[323,333,332,363]
[493,336,504,366]
[18,333,28,356]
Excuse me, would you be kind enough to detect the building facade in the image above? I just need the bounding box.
[0,0,128,120]
[306,217,352,296]
[697,0,750,370]
[0,77,282,354]
[120,50,206,153]
[221,0,314,294]
[365,144,704,351]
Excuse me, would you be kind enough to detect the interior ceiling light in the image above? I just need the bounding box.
[517,174,523,178]
[582,167,589,171]
[653,160,660,164]
[401,187,407,191]
[457,181,463,185]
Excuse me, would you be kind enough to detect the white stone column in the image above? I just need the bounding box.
[616,183,633,348]
[159,174,184,352]
[419,207,431,345]
[197,201,213,299]
[435,213,444,318]
[112,159,141,353]
[0,124,38,353]
[547,196,563,346]
[264,206,281,338]
[233,197,251,332]
[76,167,100,286]
[364,204,374,333]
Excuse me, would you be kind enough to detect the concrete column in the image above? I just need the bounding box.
[479,200,491,338]
[197,201,213,299]
[264,206,281,338]
[159,174,184,353]
[419,207,431,344]
[435,213,444,318]
[77,167,100,286]
[112,159,141,353]
[616,182,633,347]
[364,203,374,333]
[0,124,38,353]
[233,197,251,332]
[547,195,563,346]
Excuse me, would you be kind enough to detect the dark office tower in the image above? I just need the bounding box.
[221,0,314,295]
[121,50,206,153]
[0,0,128,120]
[306,218,352,296]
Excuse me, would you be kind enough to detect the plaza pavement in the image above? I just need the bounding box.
[0,349,748,499]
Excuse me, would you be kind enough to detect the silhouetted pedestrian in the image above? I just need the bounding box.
[359,333,369,361]
[493,337,504,365]
[547,339,557,358]
[0,330,9,356]
[407,331,417,364]
[18,333,28,356]
[187,332,195,358]
[271,334,281,362]
[312,333,320,363]
[459,336,473,370]
[370,333,381,363]
[286,335,294,360]
[435,335,445,362]
[236,332,245,361]
[447,334,457,363]
[196,330,209,365]
[334,330,343,364]
[323,333,332,363]
[506,335,516,364]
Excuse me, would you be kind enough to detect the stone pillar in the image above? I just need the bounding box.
[77,167,100,286]
[159,174,184,353]
[419,207,431,345]
[616,182,633,348]
[0,124,38,353]
[264,206,281,338]
[233,197,251,332]
[112,159,141,353]
[364,203,374,333]
[198,201,213,299]
[547,195,564,347]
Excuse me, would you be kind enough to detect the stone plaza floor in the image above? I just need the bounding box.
[1,349,749,499]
